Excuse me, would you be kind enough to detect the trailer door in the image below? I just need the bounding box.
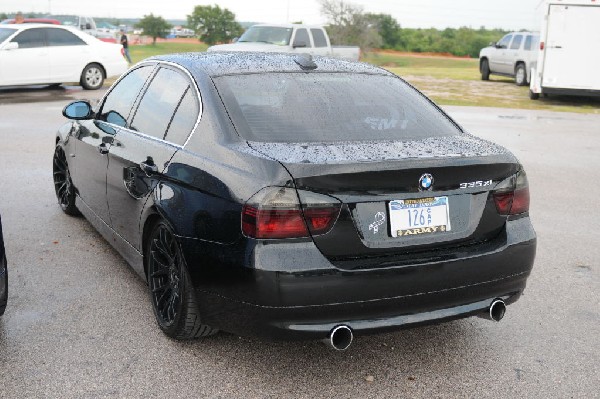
[542,4,600,90]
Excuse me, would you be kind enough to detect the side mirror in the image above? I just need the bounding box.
[489,42,496,47]
[63,101,94,120]
[105,110,127,127]
[2,42,19,51]
[232,37,238,43]
[293,41,307,49]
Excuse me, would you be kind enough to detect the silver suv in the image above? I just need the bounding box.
[479,32,539,86]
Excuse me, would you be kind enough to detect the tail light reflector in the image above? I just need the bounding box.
[493,170,530,215]
[242,187,341,239]
[540,42,545,51]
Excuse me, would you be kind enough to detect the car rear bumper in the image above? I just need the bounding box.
[182,217,536,340]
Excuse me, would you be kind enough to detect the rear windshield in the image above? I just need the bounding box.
[214,73,461,143]
[0,28,16,42]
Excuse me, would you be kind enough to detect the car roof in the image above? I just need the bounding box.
[251,23,326,29]
[2,23,75,29]
[507,31,540,35]
[150,52,391,78]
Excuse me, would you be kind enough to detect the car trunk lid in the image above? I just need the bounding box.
[247,136,519,266]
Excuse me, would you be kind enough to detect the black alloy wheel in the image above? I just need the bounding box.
[147,221,216,339]
[53,146,80,216]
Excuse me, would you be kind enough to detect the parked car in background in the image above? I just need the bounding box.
[55,52,535,349]
[0,214,7,316]
[0,24,127,89]
[479,31,539,86]
[530,0,600,99]
[1,18,60,25]
[207,24,360,61]
[49,14,115,42]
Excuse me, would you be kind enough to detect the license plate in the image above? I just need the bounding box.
[389,197,451,237]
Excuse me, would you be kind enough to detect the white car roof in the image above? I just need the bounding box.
[252,23,325,29]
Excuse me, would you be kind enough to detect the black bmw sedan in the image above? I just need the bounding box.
[1,214,7,316]
[54,53,536,349]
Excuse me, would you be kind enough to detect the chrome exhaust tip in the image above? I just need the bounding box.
[489,299,506,321]
[324,325,353,351]
[478,299,506,321]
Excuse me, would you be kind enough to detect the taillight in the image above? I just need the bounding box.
[540,42,545,51]
[493,170,530,215]
[242,187,341,239]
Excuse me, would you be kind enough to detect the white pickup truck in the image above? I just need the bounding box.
[207,24,361,62]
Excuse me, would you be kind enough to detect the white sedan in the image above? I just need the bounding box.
[0,24,128,90]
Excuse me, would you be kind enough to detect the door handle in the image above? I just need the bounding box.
[97,143,110,154]
[140,161,158,175]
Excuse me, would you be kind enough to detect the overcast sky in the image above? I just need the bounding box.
[1,0,545,30]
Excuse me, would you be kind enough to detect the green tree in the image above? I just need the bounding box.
[135,13,171,45]
[0,13,8,20]
[187,5,243,45]
[366,13,401,49]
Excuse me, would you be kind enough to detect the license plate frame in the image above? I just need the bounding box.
[389,197,451,238]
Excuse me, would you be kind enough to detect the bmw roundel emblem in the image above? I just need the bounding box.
[419,173,434,191]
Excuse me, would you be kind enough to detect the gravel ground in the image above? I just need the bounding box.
[0,86,598,398]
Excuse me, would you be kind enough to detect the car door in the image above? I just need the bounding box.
[45,27,89,81]
[310,28,330,56]
[69,64,154,224]
[505,34,524,73]
[1,27,50,85]
[488,34,512,73]
[106,65,199,251]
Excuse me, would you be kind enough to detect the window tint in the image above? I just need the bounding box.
[524,35,539,51]
[497,34,512,49]
[510,35,523,50]
[310,28,327,47]
[0,28,17,43]
[130,67,190,140]
[165,88,199,145]
[11,28,45,48]
[46,28,85,46]
[293,28,311,48]
[101,66,153,127]
[214,73,460,143]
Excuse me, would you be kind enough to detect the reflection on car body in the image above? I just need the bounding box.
[54,52,536,349]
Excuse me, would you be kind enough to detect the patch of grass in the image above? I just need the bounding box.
[129,42,208,64]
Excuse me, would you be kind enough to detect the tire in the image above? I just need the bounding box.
[80,63,104,90]
[53,145,80,216]
[515,64,527,86]
[529,90,540,100]
[0,256,7,316]
[481,59,490,81]
[146,220,217,340]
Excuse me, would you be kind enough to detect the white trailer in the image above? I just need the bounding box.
[529,0,600,99]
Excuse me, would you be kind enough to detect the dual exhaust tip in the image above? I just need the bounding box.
[324,299,506,351]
